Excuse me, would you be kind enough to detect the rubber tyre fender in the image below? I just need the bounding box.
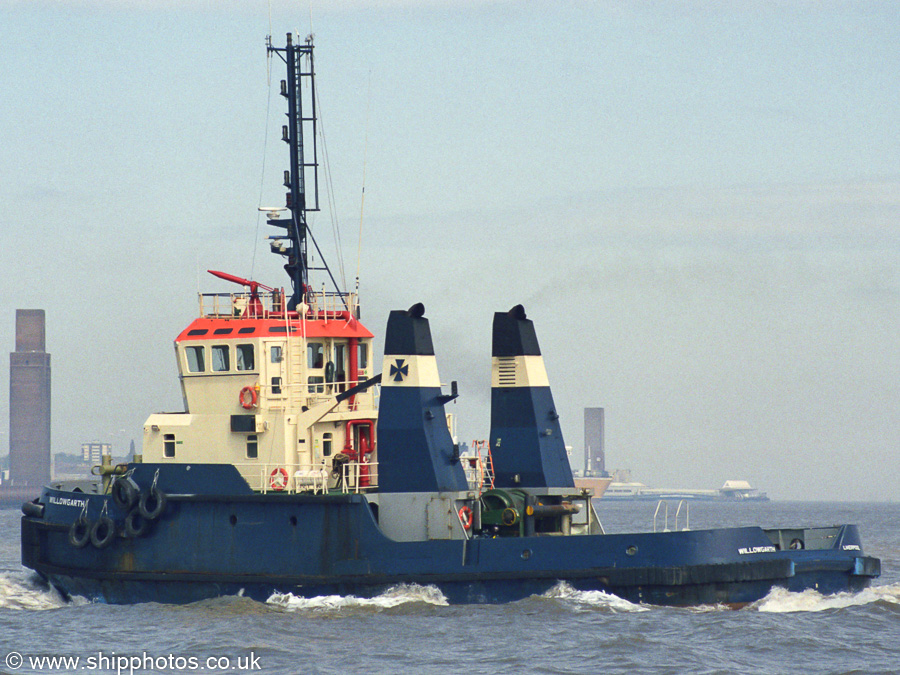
[138,487,167,520]
[90,516,116,549]
[123,509,150,538]
[111,476,140,511]
[68,516,91,548]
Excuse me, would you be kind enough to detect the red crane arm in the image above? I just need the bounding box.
[207,270,274,292]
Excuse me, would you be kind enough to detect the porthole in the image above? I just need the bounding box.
[626,545,638,556]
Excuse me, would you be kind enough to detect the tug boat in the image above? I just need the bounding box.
[21,34,880,606]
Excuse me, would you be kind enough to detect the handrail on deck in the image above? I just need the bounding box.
[653,500,668,532]
[654,499,690,532]
[234,461,378,495]
[198,288,359,320]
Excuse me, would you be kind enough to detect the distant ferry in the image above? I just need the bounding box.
[603,479,769,501]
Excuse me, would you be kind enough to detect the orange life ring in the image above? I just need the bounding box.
[458,505,473,531]
[239,386,258,409]
[270,467,289,492]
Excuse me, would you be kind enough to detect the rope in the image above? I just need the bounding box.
[315,85,347,291]
[251,48,275,280]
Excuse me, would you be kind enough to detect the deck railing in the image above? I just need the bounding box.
[198,289,358,320]
[653,499,690,532]
[235,461,378,495]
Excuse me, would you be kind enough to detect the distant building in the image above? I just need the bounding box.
[82,442,112,465]
[8,309,51,487]
[583,407,606,477]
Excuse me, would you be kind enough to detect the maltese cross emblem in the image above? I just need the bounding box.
[389,358,409,382]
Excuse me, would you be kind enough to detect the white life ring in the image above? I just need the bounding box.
[458,505,473,531]
[270,467,289,492]
[239,386,258,410]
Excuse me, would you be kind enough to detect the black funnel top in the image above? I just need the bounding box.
[492,305,541,357]
[384,304,435,356]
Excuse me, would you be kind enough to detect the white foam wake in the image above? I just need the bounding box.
[541,582,649,612]
[0,572,74,611]
[267,583,448,611]
[752,583,900,613]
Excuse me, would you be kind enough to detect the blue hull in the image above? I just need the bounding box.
[36,560,875,607]
[21,466,880,607]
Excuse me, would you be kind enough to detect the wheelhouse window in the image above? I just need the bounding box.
[358,342,368,370]
[246,434,258,459]
[307,342,324,369]
[236,344,255,371]
[185,345,205,373]
[164,434,176,458]
[211,345,230,372]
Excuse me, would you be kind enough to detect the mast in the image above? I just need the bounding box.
[266,33,321,311]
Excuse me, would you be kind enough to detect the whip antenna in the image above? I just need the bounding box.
[355,70,372,295]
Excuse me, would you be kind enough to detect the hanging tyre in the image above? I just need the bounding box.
[123,509,150,538]
[68,516,91,548]
[111,476,140,511]
[90,516,116,549]
[138,486,167,520]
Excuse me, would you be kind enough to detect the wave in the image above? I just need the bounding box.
[540,582,649,613]
[267,583,448,612]
[538,581,900,614]
[0,572,79,611]
[751,583,900,613]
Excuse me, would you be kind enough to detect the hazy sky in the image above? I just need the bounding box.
[1,1,898,500]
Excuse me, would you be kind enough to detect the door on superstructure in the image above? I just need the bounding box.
[334,341,348,393]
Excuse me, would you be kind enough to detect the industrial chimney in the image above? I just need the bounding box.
[9,309,51,487]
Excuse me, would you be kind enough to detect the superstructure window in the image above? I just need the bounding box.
[236,344,255,371]
[246,435,258,459]
[164,434,176,458]
[322,432,332,457]
[212,345,230,372]
[270,345,283,363]
[308,342,324,369]
[271,376,282,395]
[308,376,324,393]
[185,345,205,373]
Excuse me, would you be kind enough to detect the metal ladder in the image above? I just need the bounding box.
[471,440,496,492]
